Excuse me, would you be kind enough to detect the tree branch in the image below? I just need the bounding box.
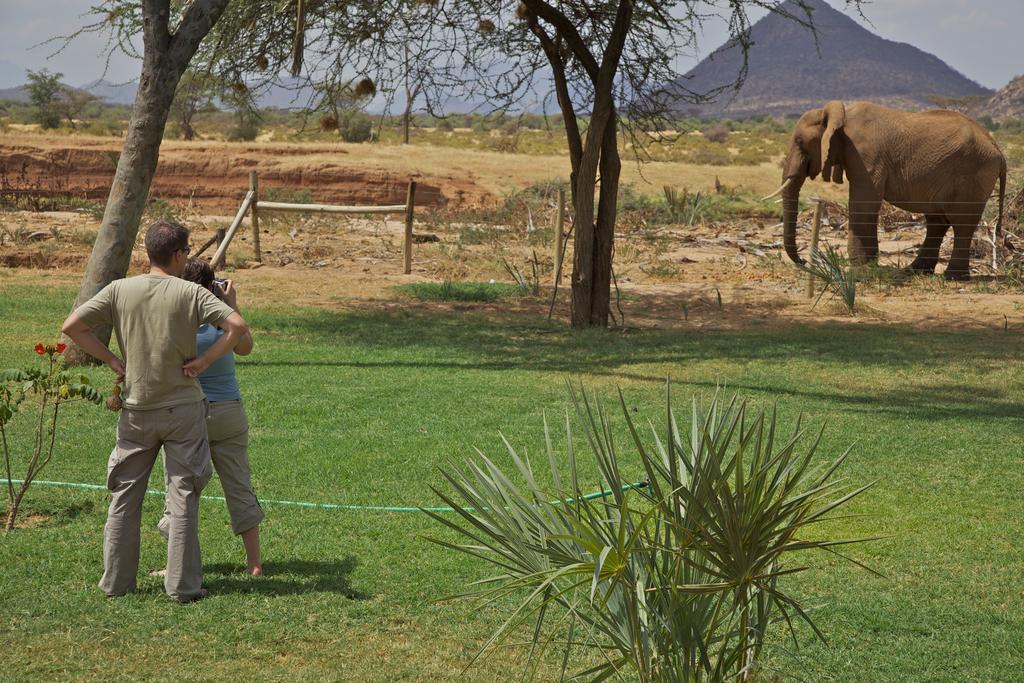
[520,0,599,80]
[169,0,233,68]
[525,17,582,173]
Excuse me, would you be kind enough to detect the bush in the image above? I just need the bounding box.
[2,344,105,531]
[227,119,259,142]
[393,280,520,302]
[337,110,374,143]
[426,385,875,680]
[701,122,730,143]
[688,143,733,166]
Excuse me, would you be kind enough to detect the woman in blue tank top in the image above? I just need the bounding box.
[159,258,263,575]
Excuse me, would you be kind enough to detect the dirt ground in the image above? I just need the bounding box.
[2,133,1023,333]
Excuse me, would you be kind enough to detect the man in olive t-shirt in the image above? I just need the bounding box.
[63,221,250,602]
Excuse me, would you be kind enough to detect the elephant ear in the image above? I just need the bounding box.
[820,100,846,184]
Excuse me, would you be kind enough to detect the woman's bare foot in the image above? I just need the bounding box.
[241,526,261,577]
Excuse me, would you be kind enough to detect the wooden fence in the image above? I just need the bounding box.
[195,172,418,273]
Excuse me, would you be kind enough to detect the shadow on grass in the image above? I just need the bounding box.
[202,557,368,599]
[245,306,1024,423]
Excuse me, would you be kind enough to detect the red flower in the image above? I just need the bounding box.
[34,343,46,355]
[55,343,67,354]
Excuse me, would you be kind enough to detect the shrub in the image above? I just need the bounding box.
[688,143,733,166]
[393,281,520,302]
[227,118,260,141]
[426,385,875,680]
[2,343,105,531]
[337,110,374,143]
[803,243,858,314]
[701,122,731,143]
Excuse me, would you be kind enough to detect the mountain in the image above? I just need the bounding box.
[672,0,993,118]
[0,85,30,103]
[977,75,1024,121]
[81,79,138,106]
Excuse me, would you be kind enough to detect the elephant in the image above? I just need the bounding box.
[764,101,1007,280]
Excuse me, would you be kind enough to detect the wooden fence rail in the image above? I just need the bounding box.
[209,174,417,273]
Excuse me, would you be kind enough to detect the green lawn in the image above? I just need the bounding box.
[1,280,1023,681]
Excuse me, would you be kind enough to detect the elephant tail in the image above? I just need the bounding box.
[997,157,1006,248]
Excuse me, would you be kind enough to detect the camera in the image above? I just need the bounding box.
[213,278,228,296]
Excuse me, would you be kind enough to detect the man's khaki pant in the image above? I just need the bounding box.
[158,400,263,538]
[99,400,212,602]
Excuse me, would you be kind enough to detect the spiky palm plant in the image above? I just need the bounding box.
[425,385,875,681]
[802,244,858,314]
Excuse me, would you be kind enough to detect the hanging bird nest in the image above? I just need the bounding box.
[354,78,376,98]
[478,19,496,33]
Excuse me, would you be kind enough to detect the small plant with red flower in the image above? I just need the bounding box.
[1,343,104,531]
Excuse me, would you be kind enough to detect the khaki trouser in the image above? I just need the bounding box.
[99,400,212,602]
[159,400,263,538]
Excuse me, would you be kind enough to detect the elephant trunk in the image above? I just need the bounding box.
[781,175,806,265]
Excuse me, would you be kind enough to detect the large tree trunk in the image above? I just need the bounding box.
[71,65,182,346]
[67,0,230,352]
[590,115,621,327]
[569,89,618,327]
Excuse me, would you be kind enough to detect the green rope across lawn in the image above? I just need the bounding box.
[2,478,648,513]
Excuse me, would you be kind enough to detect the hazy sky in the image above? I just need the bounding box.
[0,0,1020,90]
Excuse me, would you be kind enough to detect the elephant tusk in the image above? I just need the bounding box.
[761,177,795,201]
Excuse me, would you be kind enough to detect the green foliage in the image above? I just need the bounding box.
[687,143,733,166]
[663,185,709,225]
[142,197,183,225]
[1,344,105,531]
[393,280,522,302]
[337,110,374,143]
[25,69,63,130]
[802,244,858,314]
[262,186,313,204]
[502,252,542,296]
[619,184,780,226]
[426,385,874,680]
[227,116,260,142]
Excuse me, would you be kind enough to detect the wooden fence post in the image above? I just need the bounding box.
[404,179,417,275]
[213,228,227,269]
[806,199,823,299]
[553,188,565,287]
[249,171,262,263]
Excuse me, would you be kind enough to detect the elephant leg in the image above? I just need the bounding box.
[944,225,977,281]
[847,194,881,265]
[908,215,948,273]
[943,207,982,281]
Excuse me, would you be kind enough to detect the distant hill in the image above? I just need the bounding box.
[0,85,30,103]
[0,81,100,105]
[81,79,137,106]
[672,0,993,118]
[978,75,1024,121]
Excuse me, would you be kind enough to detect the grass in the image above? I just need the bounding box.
[1,281,1024,680]
[393,280,523,303]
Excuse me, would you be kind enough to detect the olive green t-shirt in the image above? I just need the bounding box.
[74,274,235,410]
